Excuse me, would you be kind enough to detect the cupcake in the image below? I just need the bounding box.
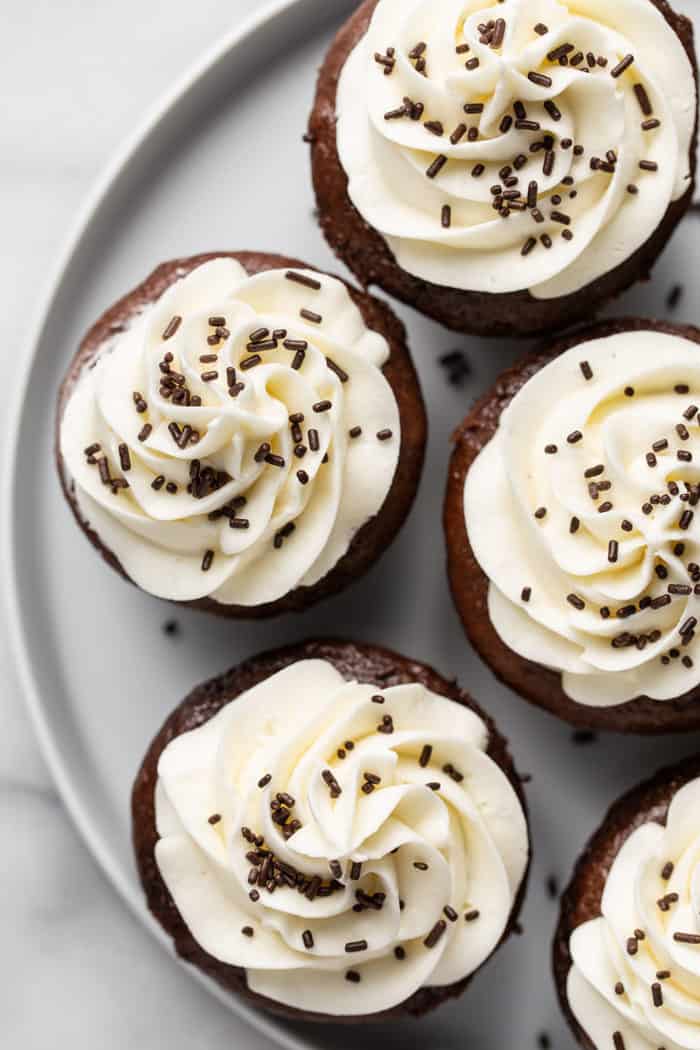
[56,253,426,617]
[446,319,700,734]
[309,0,697,337]
[132,639,530,1022]
[554,753,700,1050]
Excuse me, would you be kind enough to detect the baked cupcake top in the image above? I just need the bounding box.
[336,0,696,298]
[567,774,700,1050]
[59,259,400,606]
[153,658,528,1016]
[465,329,700,708]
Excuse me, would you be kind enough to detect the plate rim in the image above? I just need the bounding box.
[2,2,350,1046]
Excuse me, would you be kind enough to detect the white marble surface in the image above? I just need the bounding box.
[4,2,700,1049]
[1,2,275,1046]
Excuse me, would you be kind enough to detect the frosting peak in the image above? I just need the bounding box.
[60,260,400,606]
[153,659,529,1016]
[465,329,700,708]
[568,775,700,1050]
[336,0,695,298]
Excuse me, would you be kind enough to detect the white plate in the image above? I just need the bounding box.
[6,0,700,1047]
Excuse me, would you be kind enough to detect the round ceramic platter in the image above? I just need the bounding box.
[6,0,700,1047]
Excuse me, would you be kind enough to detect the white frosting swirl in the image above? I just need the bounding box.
[153,659,529,1016]
[568,775,700,1050]
[336,0,695,298]
[60,259,400,606]
[465,330,700,708]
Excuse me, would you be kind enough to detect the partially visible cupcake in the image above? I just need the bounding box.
[309,0,697,337]
[132,639,530,1022]
[554,753,700,1050]
[446,319,700,734]
[56,253,426,617]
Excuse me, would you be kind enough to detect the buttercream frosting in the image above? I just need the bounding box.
[60,259,400,606]
[153,659,529,1015]
[568,774,700,1050]
[465,329,700,708]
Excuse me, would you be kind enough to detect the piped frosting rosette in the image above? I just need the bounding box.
[466,330,700,708]
[336,0,695,297]
[568,775,700,1050]
[154,660,529,1015]
[60,259,400,606]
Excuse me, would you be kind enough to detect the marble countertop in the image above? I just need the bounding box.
[6,2,700,1048]
[2,3,275,1045]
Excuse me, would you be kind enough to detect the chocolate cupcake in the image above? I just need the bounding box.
[446,319,700,734]
[56,253,426,617]
[132,639,530,1022]
[554,753,700,1050]
[309,0,697,337]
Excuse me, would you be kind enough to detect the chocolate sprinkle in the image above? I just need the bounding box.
[634,83,653,116]
[162,315,182,340]
[345,939,368,954]
[286,271,321,291]
[522,237,537,257]
[424,920,446,949]
[611,54,634,78]
[528,71,552,88]
[426,156,448,179]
